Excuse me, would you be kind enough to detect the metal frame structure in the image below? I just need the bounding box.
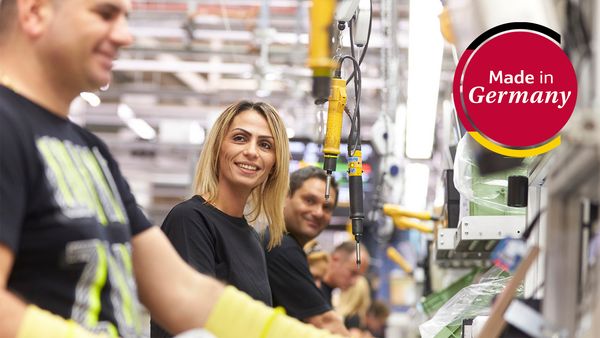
[542,144,600,334]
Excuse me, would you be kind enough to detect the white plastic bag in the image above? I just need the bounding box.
[419,267,521,338]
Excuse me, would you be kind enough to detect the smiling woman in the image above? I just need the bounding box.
[150,101,290,338]
[193,101,290,249]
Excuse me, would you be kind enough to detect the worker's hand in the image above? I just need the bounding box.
[205,286,346,338]
[349,328,374,338]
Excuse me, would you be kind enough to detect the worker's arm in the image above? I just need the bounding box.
[132,227,221,334]
[0,244,26,338]
[305,310,350,336]
[134,227,346,338]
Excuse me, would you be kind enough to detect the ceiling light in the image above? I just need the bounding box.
[286,128,295,139]
[79,92,101,107]
[402,162,430,210]
[117,103,135,120]
[405,0,444,160]
[189,122,205,145]
[117,103,156,141]
[126,118,156,141]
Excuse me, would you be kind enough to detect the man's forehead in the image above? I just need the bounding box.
[299,179,335,201]
[305,177,337,204]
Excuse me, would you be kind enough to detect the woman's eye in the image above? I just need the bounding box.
[233,135,246,142]
[260,142,273,150]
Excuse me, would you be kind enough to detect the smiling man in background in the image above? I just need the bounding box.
[265,166,349,335]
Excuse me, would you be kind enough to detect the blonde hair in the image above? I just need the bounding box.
[192,101,289,250]
[305,240,329,269]
[336,275,371,321]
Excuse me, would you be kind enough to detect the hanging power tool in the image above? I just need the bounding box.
[323,75,347,200]
[307,0,338,104]
[347,122,365,267]
[309,0,372,268]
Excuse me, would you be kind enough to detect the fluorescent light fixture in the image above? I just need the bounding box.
[117,103,156,140]
[189,121,205,145]
[286,127,296,139]
[117,103,135,120]
[79,92,101,107]
[405,0,444,159]
[126,118,156,141]
[402,163,430,211]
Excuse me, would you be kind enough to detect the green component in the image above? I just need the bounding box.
[469,166,528,216]
[420,268,481,316]
[434,323,462,338]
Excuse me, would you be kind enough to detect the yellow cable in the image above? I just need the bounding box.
[386,247,413,274]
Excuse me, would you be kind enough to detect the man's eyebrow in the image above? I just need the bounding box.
[95,2,130,18]
[302,192,331,204]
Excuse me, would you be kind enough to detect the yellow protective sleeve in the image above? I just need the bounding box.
[205,286,344,338]
[17,305,109,338]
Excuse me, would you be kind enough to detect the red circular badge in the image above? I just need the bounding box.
[453,23,577,154]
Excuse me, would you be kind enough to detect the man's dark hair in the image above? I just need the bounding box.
[289,166,339,207]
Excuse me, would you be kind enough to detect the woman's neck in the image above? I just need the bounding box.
[208,187,250,218]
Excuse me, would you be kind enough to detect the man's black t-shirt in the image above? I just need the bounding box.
[264,232,331,320]
[151,195,272,338]
[320,281,335,306]
[344,314,361,329]
[0,85,152,338]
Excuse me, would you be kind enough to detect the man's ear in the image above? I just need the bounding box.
[17,0,53,38]
[330,252,340,263]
